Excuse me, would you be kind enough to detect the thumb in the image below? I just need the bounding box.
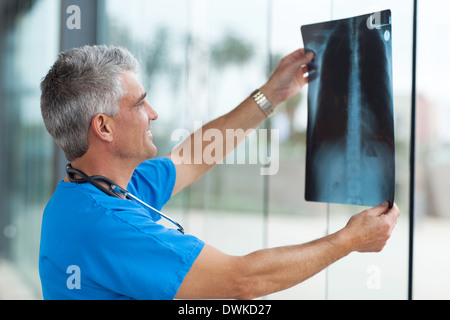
[369,201,391,217]
[283,49,314,67]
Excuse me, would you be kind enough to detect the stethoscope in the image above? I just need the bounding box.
[66,164,185,234]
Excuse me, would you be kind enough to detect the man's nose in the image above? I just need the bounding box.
[146,103,158,121]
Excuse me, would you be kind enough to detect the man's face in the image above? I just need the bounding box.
[111,71,158,163]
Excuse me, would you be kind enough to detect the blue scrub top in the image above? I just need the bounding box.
[39,157,204,300]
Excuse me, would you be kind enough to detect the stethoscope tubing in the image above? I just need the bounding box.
[66,164,185,234]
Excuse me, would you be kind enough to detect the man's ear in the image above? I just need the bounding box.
[90,114,114,142]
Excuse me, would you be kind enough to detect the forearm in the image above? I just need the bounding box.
[235,230,351,299]
[236,203,399,299]
[199,95,267,156]
[176,231,351,300]
[168,93,268,194]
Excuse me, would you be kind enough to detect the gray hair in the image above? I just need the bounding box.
[40,45,138,161]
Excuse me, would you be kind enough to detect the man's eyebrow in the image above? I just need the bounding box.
[135,92,147,105]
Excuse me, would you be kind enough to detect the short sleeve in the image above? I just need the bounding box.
[127,157,176,211]
[87,207,205,300]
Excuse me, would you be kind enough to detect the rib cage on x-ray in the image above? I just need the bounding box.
[302,10,395,207]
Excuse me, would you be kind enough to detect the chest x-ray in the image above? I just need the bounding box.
[302,10,395,207]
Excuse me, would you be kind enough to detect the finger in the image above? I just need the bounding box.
[366,201,391,217]
[304,50,315,63]
[383,203,401,224]
[297,66,310,85]
[300,74,309,87]
[285,48,314,67]
[365,201,396,217]
[302,65,309,74]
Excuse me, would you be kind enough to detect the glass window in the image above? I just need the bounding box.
[266,0,335,300]
[103,0,270,256]
[322,0,413,300]
[414,0,450,300]
[0,0,60,295]
[102,0,414,299]
[1,0,439,300]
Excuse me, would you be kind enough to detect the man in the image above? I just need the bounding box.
[39,45,400,300]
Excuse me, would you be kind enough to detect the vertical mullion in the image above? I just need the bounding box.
[408,0,418,301]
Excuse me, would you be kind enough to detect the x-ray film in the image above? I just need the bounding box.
[301,10,395,207]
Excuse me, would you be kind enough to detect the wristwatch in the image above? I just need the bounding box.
[251,89,275,118]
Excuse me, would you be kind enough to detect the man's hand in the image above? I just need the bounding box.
[261,49,314,107]
[338,202,401,253]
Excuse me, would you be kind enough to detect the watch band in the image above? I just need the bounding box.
[251,89,275,118]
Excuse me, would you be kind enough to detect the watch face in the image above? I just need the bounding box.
[302,10,395,208]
